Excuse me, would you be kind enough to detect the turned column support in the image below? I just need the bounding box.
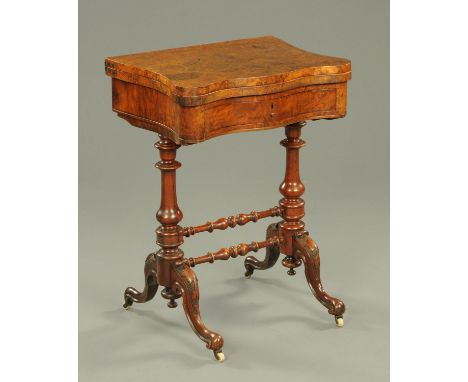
[278,122,307,272]
[154,136,184,306]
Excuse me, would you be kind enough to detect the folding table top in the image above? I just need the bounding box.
[105,36,352,144]
[105,36,351,106]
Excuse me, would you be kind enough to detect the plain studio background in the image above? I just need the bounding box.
[79,1,388,381]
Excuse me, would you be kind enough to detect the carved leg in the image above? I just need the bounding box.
[172,262,225,361]
[293,233,345,326]
[244,223,281,278]
[123,253,159,309]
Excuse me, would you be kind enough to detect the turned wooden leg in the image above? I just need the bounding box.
[276,123,345,326]
[171,262,225,361]
[293,233,345,325]
[244,223,281,278]
[123,137,225,361]
[123,253,159,309]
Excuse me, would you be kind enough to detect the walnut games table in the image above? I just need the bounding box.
[104,36,352,362]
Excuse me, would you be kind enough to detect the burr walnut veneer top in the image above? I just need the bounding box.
[105,36,351,107]
[105,36,351,144]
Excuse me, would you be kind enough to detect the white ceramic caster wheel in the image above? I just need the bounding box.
[214,350,225,362]
[335,316,344,327]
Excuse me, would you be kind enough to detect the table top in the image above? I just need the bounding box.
[106,36,351,144]
[105,36,351,106]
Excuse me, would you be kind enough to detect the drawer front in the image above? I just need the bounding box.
[203,83,346,140]
[111,79,347,144]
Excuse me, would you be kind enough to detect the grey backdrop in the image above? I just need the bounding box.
[79,1,389,381]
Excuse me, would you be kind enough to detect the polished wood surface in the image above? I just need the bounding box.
[244,123,345,316]
[244,223,282,277]
[107,37,349,361]
[293,233,345,317]
[183,206,281,237]
[184,236,280,268]
[106,36,351,105]
[106,36,351,144]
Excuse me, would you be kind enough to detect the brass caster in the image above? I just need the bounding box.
[335,316,344,327]
[123,300,133,310]
[213,350,225,362]
[244,271,252,279]
[287,268,296,276]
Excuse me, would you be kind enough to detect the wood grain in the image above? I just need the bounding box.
[112,37,350,360]
[112,78,347,144]
[105,36,351,106]
[106,36,351,145]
